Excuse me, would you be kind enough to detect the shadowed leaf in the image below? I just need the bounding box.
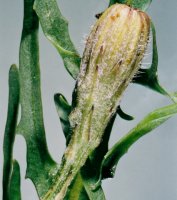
[117,106,134,121]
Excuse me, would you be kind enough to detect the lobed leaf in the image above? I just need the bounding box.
[17,0,58,197]
[100,102,177,180]
[34,0,81,79]
[109,0,152,11]
[3,65,20,200]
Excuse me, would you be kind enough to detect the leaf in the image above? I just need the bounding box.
[17,0,58,197]
[34,0,81,79]
[109,0,152,11]
[9,160,21,200]
[3,65,20,200]
[54,93,72,144]
[133,22,175,102]
[100,102,177,180]
[117,106,134,121]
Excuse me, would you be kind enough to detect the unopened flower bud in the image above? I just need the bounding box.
[70,3,150,146]
[50,4,151,199]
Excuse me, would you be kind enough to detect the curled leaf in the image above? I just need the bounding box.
[117,106,134,121]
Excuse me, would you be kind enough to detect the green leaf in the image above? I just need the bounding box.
[34,0,81,79]
[109,0,152,11]
[17,0,58,197]
[54,93,71,144]
[101,102,177,180]
[9,160,21,200]
[133,22,175,102]
[3,65,20,200]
